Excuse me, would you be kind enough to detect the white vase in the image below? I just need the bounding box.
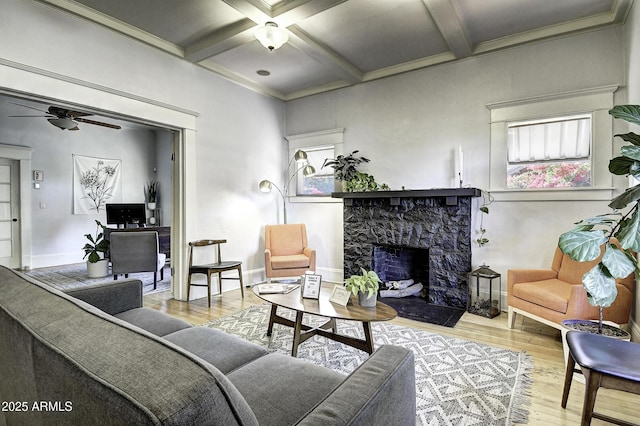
[147,202,156,210]
[86,259,109,278]
[149,217,156,225]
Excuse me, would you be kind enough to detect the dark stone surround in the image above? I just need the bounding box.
[334,189,481,309]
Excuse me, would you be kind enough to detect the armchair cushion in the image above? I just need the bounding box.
[270,254,311,270]
[511,279,572,314]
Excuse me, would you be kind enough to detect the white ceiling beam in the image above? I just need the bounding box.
[287,25,363,85]
[184,19,257,62]
[421,0,472,59]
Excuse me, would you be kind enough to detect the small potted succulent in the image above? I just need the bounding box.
[345,268,381,308]
[83,219,110,278]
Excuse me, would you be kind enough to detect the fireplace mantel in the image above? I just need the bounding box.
[332,188,481,206]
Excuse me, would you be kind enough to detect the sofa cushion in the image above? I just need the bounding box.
[114,307,192,336]
[271,254,311,270]
[228,353,345,426]
[164,327,268,374]
[511,278,572,313]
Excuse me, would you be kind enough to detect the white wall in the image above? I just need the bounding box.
[285,26,627,302]
[0,0,285,284]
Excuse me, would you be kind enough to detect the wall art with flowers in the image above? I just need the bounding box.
[73,154,122,214]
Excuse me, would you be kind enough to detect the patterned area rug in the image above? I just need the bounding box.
[23,263,171,294]
[205,304,532,425]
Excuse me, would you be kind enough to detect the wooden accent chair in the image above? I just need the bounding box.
[110,231,166,289]
[264,224,316,282]
[187,239,244,307]
[562,331,640,425]
[507,240,635,330]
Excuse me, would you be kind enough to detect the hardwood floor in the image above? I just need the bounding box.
[144,289,638,425]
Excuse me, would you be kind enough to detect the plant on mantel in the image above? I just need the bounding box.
[322,150,389,192]
[559,105,640,334]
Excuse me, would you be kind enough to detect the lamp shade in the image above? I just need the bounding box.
[302,165,316,177]
[255,22,288,51]
[294,150,308,162]
[259,179,273,192]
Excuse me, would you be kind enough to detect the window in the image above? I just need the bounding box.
[296,146,335,195]
[488,86,616,201]
[506,114,592,189]
[287,128,344,202]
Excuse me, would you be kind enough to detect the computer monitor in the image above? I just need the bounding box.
[105,203,146,227]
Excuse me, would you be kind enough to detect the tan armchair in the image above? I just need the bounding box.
[264,224,316,282]
[508,241,635,330]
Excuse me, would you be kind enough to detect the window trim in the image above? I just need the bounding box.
[487,85,617,201]
[287,128,344,204]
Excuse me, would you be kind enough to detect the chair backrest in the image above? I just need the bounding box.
[265,224,307,256]
[188,239,226,267]
[552,238,636,291]
[110,231,159,273]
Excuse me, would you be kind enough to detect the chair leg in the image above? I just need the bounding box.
[160,266,164,281]
[218,272,223,295]
[238,266,244,298]
[581,369,600,426]
[153,272,157,290]
[507,306,517,329]
[114,275,118,280]
[207,272,212,308]
[187,273,192,302]
[561,352,576,408]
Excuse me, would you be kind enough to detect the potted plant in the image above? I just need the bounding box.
[146,179,158,210]
[83,219,110,278]
[322,151,389,192]
[345,268,381,308]
[558,105,640,336]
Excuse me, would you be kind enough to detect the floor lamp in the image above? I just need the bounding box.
[260,149,315,224]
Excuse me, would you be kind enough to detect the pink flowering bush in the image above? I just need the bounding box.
[507,162,591,189]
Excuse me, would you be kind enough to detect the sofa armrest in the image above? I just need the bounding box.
[298,345,415,426]
[64,279,143,315]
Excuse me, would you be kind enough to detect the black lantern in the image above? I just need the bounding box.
[467,264,501,318]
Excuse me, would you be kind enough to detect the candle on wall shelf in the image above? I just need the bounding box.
[458,146,464,187]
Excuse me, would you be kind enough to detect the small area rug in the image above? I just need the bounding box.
[23,263,171,294]
[205,304,532,425]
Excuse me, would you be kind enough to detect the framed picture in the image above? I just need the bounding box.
[301,273,322,299]
[329,285,351,306]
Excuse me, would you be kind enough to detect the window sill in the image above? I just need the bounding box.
[489,187,614,202]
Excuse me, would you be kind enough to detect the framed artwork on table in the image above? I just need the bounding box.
[301,274,322,299]
[329,285,351,306]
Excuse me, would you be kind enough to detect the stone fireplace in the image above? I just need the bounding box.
[334,188,481,309]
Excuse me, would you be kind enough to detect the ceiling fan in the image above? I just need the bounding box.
[8,103,121,130]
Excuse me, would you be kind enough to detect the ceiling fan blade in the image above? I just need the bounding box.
[8,115,54,118]
[9,102,50,114]
[74,117,121,129]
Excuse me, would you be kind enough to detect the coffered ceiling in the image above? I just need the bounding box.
[36,0,632,101]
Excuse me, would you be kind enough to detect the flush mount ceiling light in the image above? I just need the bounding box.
[48,117,79,130]
[255,21,288,51]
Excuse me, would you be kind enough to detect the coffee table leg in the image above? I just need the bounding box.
[363,321,374,354]
[267,304,278,336]
[291,311,304,357]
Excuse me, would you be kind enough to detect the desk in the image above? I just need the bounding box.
[105,226,170,259]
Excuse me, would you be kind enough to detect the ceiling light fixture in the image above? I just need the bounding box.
[47,117,79,130]
[255,21,288,51]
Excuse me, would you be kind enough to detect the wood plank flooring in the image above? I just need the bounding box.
[144,288,638,425]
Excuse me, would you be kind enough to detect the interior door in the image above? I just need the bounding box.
[0,158,20,268]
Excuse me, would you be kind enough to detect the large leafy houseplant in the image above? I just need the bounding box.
[83,220,110,263]
[559,105,640,333]
[322,150,370,182]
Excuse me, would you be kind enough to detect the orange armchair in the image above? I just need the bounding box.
[508,241,635,330]
[264,224,316,282]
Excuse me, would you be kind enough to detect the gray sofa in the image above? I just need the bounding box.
[0,266,416,425]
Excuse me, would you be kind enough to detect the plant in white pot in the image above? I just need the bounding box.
[345,268,381,308]
[558,105,640,336]
[83,219,110,278]
[146,179,158,210]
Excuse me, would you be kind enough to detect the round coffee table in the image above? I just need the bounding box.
[253,283,397,357]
